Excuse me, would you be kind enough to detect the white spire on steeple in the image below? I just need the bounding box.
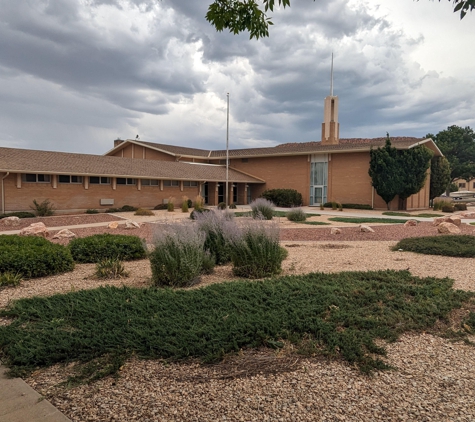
[330,51,334,97]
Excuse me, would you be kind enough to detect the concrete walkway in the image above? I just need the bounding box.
[0,365,71,422]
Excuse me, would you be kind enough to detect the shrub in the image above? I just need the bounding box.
[0,271,23,287]
[441,205,454,213]
[331,201,338,210]
[105,207,121,213]
[187,199,193,209]
[150,223,209,287]
[433,199,452,211]
[190,208,211,220]
[286,208,307,222]
[226,220,286,278]
[229,203,237,209]
[120,205,137,212]
[454,203,467,211]
[195,210,234,265]
[250,198,274,220]
[154,204,168,210]
[30,199,55,216]
[167,198,175,212]
[217,202,226,210]
[134,208,154,216]
[0,235,74,278]
[0,212,35,219]
[69,234,147,263]
[319,203,324,210]
[94,258,129,279]
[181,199,189,213]
[194,195,204,211]
[394,235,475,258]
[260,189,303,207]
[86,209,99,214]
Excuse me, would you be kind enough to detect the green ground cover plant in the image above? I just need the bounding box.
[328,217,408,224]
[0,235,74,278]
[69,234,147,263]
[0,272,23,287]
[302,221,331,226]
[393,235,475,258]
[0,270,471,380]
[323,203,373,210]
[0,212,35,219]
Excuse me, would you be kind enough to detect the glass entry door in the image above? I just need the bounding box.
[309,156,328,206]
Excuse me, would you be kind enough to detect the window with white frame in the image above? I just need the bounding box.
[116,178,136,185]
[141,179,159,186]
[459,182,466,188]
[183,181,198,187]
[59,175,83,184]
[89,176,111,185]
[163,180,179,187]
[22,174,51,183]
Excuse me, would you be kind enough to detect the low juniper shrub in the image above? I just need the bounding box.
[229,203,237,209]
[69,234,147,263]
[0,212,35,219]
[134,208,154,216]
[217,202,226,210]
[85,209,99,214]
[0,235,74,278]
[250,198,274,220]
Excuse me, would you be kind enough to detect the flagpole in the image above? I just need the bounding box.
[226,92,229,209]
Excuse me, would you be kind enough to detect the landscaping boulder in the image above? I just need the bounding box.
[20,222,49,238]
[446,215,461,226]
[2,216,21,226]
[330,227,341,235]
[433,217,446,226]
[437,222,461,234]
[125,220,141,229]
[359,225,375,233]
[404,219,418,227]
[108,222,119,229]
[52,229,76,239]
[460,212,475,219]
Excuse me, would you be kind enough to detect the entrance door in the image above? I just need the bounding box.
[314,186,324,205]
[201,183,209,204]
[233,185,238,204]
[218,184,224,204]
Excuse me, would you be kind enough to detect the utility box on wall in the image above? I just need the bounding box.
[100,199,114,206]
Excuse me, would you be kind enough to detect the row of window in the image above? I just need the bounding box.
[22,174,198,187]
[458,182,475,189]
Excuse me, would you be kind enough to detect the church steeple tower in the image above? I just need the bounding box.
[321,53,340,145]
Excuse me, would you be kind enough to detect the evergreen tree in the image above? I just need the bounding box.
[368,134,402,209]
[429,156,451,200]
[397,146,433,202]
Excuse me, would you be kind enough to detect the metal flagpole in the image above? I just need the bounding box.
[226,93,229,208]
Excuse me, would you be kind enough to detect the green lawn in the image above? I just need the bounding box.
[328,217,408,224]
[301,221,331,226]
[1,270,472,381]
[234,210,321,218]
[382,212,444,218]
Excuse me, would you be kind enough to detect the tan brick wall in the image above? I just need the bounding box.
[1,174,201,213]
[229,155,310,204]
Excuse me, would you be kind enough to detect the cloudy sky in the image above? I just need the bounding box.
[1,0,474,154]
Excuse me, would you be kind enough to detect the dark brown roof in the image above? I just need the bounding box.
[0,147,264,183]
[118,137,438,160]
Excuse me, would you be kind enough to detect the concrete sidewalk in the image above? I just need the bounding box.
[0,365,71,422]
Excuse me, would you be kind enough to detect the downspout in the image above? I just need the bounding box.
[2,172,10,214]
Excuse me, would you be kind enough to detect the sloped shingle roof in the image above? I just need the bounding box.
[0,147,264,183]
[116,137,438,160]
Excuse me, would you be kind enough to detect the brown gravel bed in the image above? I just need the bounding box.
[2,219,475,421]
[280,221,475,241]
[0,213,124,231]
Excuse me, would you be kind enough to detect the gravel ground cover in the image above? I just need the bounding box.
[0,213,124,231]
[1,212,475,421]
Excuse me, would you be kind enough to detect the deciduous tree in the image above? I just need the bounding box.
[206,1,473,39]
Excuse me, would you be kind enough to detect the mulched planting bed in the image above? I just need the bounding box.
[0,214,124,232]
[280,222,475,242]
